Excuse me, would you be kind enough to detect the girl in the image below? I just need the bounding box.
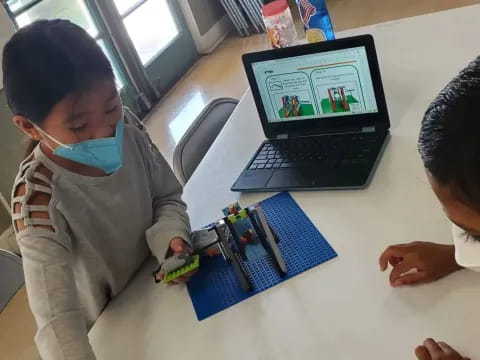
[3,20,194,359]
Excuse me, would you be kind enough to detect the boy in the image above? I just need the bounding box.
[379,57,480,360]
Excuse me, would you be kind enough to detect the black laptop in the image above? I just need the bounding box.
[231,34,390,192]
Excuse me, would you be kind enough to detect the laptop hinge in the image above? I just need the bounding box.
[362,126,376,133]
[276,134,288,139]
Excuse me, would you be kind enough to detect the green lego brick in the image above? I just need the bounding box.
[228,210,248,225]
[163,255,200,283]
[238,209,248,219]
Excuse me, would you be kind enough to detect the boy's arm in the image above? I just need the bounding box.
[379,242,462,287]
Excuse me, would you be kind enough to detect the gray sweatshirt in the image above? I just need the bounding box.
[11,122,191,359]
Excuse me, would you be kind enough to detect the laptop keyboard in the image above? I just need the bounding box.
[249,133,383,170]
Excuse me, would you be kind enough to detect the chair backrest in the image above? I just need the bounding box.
[0,249,24,312]
[173,98,239,185]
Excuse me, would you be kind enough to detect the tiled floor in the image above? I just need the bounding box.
[3,1,480,358]
[0,288,37,360]
[146,0,480,165]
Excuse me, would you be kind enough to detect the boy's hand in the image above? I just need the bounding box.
[157,237,197,284]
[415,339,470,360]
[379,242,462,287]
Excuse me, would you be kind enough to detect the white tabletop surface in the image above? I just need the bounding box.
[90,5,480,360]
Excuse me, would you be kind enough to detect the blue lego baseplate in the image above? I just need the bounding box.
[187,192,338,320]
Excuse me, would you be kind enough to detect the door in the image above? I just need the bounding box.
[112,0,198,96]
[2,0,199,116]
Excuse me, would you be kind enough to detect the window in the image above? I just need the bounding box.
[116,0,179,65]
[3,0,126,88]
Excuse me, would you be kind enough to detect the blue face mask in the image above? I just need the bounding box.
[37,118,125,174]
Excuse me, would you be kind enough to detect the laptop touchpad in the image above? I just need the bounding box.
[234,170,273,189]
[267,169,315,189]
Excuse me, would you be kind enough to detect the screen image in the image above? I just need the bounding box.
[251,46,378,123]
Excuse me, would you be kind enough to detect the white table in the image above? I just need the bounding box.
[89,5,480,359]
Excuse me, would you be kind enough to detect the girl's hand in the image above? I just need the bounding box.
[415,339,470,360]
[157,237,197,284]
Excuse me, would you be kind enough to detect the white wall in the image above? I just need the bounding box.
[0,6,15,88]
[179,0,232,54]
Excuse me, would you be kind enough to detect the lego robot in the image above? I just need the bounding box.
[154,203,287,292]
[207,203,287,292]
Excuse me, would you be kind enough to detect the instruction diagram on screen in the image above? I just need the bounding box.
[311,66,365,115]
[254,47,378,122]
[266,73,316,120]
[269,81,283,91]
[316,81,361,114]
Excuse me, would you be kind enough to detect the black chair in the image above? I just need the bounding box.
[0,249,24,312]
[173,98,239,185]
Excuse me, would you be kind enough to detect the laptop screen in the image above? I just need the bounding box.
[251,46,379,123]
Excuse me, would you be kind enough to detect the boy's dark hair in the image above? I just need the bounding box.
[419,56,480,209]
[2,20,114,154]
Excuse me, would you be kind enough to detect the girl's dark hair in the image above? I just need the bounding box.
[2,19,115,155]
[418,56,480,210]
